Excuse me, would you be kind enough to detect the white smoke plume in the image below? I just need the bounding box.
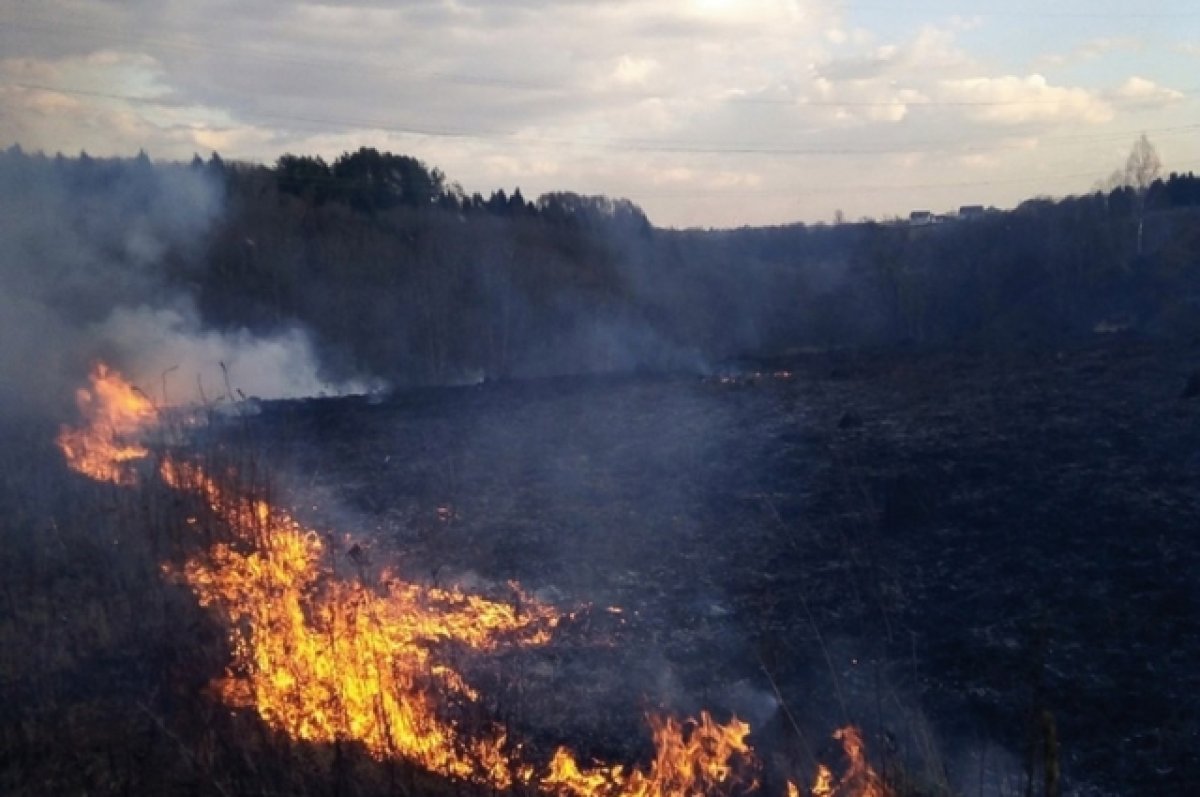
[0,149,369,421]
[98,301,375,404]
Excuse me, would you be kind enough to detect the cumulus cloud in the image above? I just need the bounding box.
[814,49,896,82]
[938,75,1112,125]
[0,49,264,158]
[1111,76,1185,107]
[814,25,968,82]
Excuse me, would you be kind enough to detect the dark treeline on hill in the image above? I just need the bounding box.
[4,143,1200,389]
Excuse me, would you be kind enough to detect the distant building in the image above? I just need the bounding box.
[959,205,985,219]
[909,210,933,226]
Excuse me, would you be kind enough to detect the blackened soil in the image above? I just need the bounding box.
[239,340,1200,796]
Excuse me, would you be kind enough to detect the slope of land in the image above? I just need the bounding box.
[241,338,1200,796]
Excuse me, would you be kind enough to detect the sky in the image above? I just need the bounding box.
[1,0,1197,228]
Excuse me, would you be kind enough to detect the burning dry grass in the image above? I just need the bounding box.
[55,363,158,485]
[160,457,561,787]
[7,362,911,797]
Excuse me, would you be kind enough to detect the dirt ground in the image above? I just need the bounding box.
[243,338,1200,796]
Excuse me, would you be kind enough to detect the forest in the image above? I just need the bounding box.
[3,142,1199,392]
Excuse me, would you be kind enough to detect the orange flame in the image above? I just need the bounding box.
[545,711,756,797]
[57,363,158,484]
[828,726,890,797]
[162,458,558,784]
[802,726,890,797]
[59,364,894,797]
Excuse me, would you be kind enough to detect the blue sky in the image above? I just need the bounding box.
[1,0,1196,227]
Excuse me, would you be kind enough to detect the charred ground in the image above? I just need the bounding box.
[3,338,1199,795]
[239,338,1200,796]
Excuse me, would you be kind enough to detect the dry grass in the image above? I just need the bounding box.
[0,407,1056,797]
[0,420,469,797]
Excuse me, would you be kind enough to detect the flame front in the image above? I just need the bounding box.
[545,711,756,797]
[58,363,894,797]
[57,363,158,484]
[161,458,557,784]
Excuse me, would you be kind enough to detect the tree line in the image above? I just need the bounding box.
[4,142,1199,388]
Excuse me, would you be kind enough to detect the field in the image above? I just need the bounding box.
[3,339,1198,795]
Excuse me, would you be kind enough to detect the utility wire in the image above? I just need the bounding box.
[4,81,1197,158]
[838,3,1199,18]
[632,159,1200,199]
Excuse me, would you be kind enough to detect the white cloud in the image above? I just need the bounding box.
[814,23,969,83]
[1112,76,1185,107]
[1034,36,1142,69]
[1,49,168,99]
[648,165,695,184]
[612,55,659,86]
[678,0,812,27]
[825,27,847,44]
[0,48,268,157]
[802,77,925,124]
[907,26,971,71]
[938,75,1112,125]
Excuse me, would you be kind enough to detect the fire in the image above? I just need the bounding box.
[58,363,895,797]
[544,711,756,797]
[795,727,889,797]
[162,457,559,784]
[822,726,890,797]
[56,363,158,484]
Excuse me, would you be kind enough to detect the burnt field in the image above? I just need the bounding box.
[241,339,1200,796]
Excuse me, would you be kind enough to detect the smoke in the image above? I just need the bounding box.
[0,149,366,422]
[513,312,711,379]
[97,302,377,403]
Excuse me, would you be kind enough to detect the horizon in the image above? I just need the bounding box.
[2,1,1197,228]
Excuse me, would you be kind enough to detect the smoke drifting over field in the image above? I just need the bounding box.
[7,146,1199,415]
[98,302,375,403]
[0,151,362,420]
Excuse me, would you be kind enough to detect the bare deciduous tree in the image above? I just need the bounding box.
[1124,133,1162,194]
[1113,134,1163,256]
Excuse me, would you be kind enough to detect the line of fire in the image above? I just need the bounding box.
[53,363,890,797]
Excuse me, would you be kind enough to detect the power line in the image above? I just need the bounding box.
[6,77,1194,202]
[633,160,1200,199]
[837,2,1200,18]
[726,91,1200,108]
[4,81,1197,158]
